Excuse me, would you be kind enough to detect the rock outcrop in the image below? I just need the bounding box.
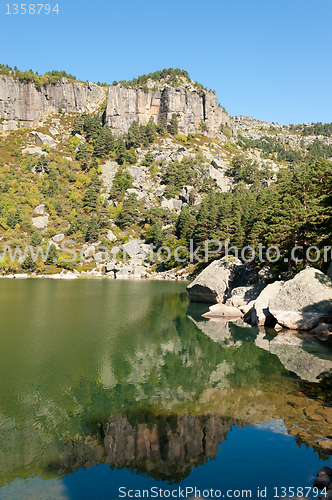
[0,76,106,121]
[269,267,332,330]
[104,84,232,137]
[250,281,284,326]
[186,258,258,304]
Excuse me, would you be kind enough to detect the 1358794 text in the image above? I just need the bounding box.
[5,4,59,14]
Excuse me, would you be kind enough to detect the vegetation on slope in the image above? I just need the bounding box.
[0,63,77,87]
[0,91,331,278]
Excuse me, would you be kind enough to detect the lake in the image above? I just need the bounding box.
[0,279,332,500]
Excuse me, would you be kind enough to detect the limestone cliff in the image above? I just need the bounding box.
[104,84,232,137]
[0,76,106,121]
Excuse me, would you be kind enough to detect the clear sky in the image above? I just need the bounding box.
[1,0,331,125]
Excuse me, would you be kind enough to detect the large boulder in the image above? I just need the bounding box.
[269,267,332,330]
[186,257,258,303]
[33,204,47,216]
[251,281,284,326]
[31,215,49,230]
[34,132,56,148]
[0,120,18,131]
[226,283,266,307]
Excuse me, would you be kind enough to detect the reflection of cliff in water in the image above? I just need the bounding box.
[53,412,245,483]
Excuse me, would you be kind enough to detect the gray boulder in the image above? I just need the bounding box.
[269,267,332,330]
[34,132,56,148]
[258,266,274,283]
[251,281,284,326]
[161,198,183,211]
[126,166,142,182]
[122,240,149,260]
[31,215,49,230]
[0,120,18,131]
[33,204,47,215]
[106,230,117,242]
[48,126,59,136]
[226,283,266,307]
[186,257,258,303]
[83,245,96,258]
[202,303,243,319]
[22,146,44,157]
[51,233,65,243]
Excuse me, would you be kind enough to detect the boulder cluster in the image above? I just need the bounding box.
[187,260,332,333]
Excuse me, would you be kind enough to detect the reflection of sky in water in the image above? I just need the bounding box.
[255,419,288,435]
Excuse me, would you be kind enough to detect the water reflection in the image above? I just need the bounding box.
[0,280,332,491]
[255,331,332,383]
[48,412,245,483]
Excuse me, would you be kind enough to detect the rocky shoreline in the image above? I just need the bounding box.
[0,269,191,280]
[187,258,332,334]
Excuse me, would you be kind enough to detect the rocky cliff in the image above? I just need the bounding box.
[104,84,232,137]
[0,76,106,121]
[0,74,232,138]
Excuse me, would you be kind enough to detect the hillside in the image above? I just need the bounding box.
[0,68,331,279]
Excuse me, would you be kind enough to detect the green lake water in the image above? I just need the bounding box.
[0,279,332,500]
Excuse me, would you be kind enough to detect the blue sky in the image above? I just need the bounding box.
[1,0,331,124]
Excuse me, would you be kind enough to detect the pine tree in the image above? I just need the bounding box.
[109,168,133,201]
[158,113,167,135]
[76,143,91,170]
[83,188,98,210]
[126,121,141,149]
[7,209,22,229]
[169,114,179,136]
[85,217,99,242]
[30,230,42,247]
[116,194,140,229]
[22,254,37,272]
[46,244,58,265]
[116,138,127,165]
[72,114,84,134]
[176,206,196,242]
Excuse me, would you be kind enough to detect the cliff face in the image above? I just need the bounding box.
[104,84,232,137]
[0,75,232,137]
[0,76,106,121]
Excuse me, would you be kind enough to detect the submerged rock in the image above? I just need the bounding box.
[269,267,332,330]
